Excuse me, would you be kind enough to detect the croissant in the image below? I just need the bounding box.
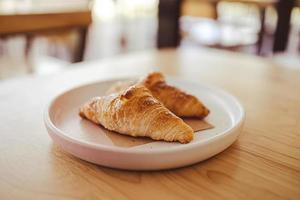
[141,72,209,118]
[79,85,194,143]
[107,72,210,119]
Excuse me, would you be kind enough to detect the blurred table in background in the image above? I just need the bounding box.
[0,0,92,72]
[158,0,300,55]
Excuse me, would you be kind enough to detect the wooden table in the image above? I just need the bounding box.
[0,48,299,199]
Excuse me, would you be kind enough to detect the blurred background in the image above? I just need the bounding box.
[0,0,299,79]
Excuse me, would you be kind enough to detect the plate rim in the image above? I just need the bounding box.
[44,76,245,155]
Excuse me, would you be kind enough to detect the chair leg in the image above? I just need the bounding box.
[157,0,182,48]
[211,1,218,20]
[74,27,88,62]
[25,35,34,73]
[273,0,295,53]
[257,7,266,55]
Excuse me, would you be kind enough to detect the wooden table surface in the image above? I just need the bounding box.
[0,48,299,200]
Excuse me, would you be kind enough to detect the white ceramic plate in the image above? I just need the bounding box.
[45,77,245,170]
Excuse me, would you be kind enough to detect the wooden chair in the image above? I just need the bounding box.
[0,10,92,72]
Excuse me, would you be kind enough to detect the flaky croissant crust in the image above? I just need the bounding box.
[80,85,194,143]
[141,72,210,119]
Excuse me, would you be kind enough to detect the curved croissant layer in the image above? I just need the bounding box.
[141,72,210,119]
[79,85,194,143]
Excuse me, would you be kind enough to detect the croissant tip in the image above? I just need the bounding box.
[194,107,210,119]
[148,71,163,76]
[79,109,86,119]
[142,72,165,86]
[202,108,210,118]
[178,131,194,144]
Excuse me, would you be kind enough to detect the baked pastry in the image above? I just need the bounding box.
[107,72,210,119]
[79,85,194,143]
[141,72,209,119]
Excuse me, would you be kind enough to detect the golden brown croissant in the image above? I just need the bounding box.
[141,72,209,119]
[107,72,210,119]
[79,85,194,143]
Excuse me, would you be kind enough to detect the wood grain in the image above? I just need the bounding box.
[0,11,91,35]
[0,47,299,200]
